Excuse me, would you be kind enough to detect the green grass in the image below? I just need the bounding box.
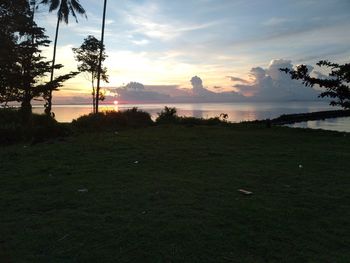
[0,125,349,262]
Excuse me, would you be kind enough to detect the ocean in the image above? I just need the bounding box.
[32,101,350,132]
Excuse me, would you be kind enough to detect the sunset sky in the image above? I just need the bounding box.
[35,0,350,101]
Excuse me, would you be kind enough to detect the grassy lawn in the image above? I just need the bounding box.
[0,125,349,262]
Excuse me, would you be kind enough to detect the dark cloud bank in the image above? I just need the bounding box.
[111,59,321,104]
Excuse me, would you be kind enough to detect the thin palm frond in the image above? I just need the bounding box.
[41,0,87,23]
[70,0,86,16]
[40,0,60,12]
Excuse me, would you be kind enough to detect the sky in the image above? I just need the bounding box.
[35,0,350,103]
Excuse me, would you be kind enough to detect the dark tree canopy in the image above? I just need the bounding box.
[0,0,77,120]
[281,61,350,109]
[0,0,30,104]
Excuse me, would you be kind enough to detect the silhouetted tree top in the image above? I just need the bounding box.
[72,35,108,112]
[40,0,86,23]
[39,0,86,115]
[281,61,350,109]
[72,35,108,79]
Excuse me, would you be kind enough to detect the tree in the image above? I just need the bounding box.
[96,0,108,114]
[0,0,29,106]
[281,61,350,109]
[39,0,86,116]
[72,35,108,113]
[0,0,78,121]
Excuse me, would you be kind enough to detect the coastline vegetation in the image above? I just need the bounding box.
[1,106,349,145]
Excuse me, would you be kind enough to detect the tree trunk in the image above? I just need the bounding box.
[96,0,107,114]
[45,16,60,116]
[92,79,96,113]
[20,93,32,123]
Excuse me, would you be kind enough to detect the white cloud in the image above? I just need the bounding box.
[131,39,150,46]
[120,2,218,41]
[232,59,320,100]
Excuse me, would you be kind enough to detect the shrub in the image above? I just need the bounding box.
[155,107,179,124]
[179,116,227,126]
[0,122,23,144]
[72,108,153,131]
[0,108,69,144]
[123,107,154,127]
[29,114,70,143]
[0,107,22,124]
[72,112,125,131]
[156,107,229,126]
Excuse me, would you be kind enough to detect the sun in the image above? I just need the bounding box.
[113,100,119,105]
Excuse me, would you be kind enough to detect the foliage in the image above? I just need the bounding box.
[0,0,30,106]
[72,35,108,113]
[0,0,77,120]
[72,107,153,131]
[123,107,154,127]
[156,107,229,126]
[281,60,350,109]
[155,106,179,124]
[179,114,228,126]
[0,108,23,125]
[0,108,69,144]
[40,0,86,24]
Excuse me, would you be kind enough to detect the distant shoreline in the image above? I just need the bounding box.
[271,110,350,125]
[28,100,328,107]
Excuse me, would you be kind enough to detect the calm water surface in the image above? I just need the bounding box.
[287,117,350,133]
[32,101,350,132]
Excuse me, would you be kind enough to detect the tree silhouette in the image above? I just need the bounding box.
[40,0,86,116]
[73,35,108,113]
[0,0,77,121]
[281,61,350,109]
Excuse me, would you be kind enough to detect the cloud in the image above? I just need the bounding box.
[189,76,244,101]
[190,76,210,96]
[227,76,251,84]
[115,82,171,103]
[131,39,150,45]
[312,71,328,79]
[231,59,320,100]
[263,17,290,27]
[144,85,188,97]
[127,17,216,41]
[121,2,219,41]
[112,77,244,103]
[124,82,145,91]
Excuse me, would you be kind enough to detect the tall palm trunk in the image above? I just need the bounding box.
[45,15,60,116]
[95,0,107,114]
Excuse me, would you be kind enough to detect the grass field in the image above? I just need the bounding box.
[0,125,349,262]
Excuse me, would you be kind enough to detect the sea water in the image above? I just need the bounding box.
[32,101,350,132]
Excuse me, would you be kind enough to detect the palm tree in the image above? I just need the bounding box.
[95,0,107,114]
[40,0,86,115]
